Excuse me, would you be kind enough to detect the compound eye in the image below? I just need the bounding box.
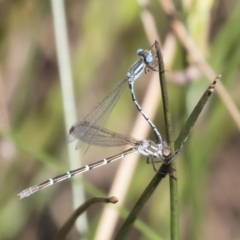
[137,48,143,55]
[146,54,153,63]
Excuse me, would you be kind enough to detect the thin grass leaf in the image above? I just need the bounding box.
[155,40,179,240]
[175,77,219,151]
[115,41,174,239]
[114,168,168,240]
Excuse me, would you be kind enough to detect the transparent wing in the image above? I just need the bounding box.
[67,78,128,149]
[68,121,140,147]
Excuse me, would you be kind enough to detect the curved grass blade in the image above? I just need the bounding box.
[53,197,118,240]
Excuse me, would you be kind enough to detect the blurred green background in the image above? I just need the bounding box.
[0,0,239,239]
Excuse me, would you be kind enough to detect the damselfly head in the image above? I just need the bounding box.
[145,53,153,63]
[137,49,153,64]
[162,142,171,157]
[138,140,164,159]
